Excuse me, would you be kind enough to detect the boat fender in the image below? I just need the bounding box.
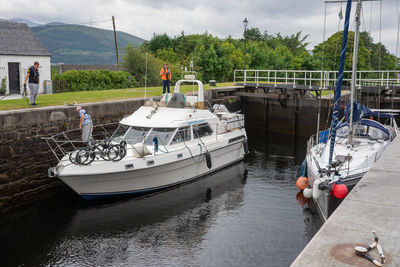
[243,139,249,154]
[312,180,322,200]
[296,176,309,191]
[300,159,308,177]
[153,137,159,152]
[332,180,348,199]
[205,152,212,169]
[303,186,313,199]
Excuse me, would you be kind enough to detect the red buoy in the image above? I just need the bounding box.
[296,176,309,191]
[333,180,348,199]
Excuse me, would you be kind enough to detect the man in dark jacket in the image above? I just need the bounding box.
[23,61,40,106]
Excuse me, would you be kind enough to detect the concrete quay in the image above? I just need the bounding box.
[292,137,400,266]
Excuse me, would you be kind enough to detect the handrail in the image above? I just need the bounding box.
[234,69,400,89]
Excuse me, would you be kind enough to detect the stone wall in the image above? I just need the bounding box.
[0,98,145,213]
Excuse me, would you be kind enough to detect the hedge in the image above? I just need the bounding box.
[53,70,135,92]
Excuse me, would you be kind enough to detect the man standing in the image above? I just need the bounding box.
[76,106,93,144]
[23,61,40,106]
[160,63,172,94]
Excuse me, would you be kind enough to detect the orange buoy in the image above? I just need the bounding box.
[296,176,309,191]
[333,180,348,199]
[296,191,309,206]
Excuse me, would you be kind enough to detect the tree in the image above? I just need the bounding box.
[360,32,399,70]
[244,27,262,42]
[147,33,172,54]
[122,45,163,86]
[313,31,370,71]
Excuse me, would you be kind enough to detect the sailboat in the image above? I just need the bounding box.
[299,0,399,221]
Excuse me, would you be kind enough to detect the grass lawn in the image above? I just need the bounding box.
[310,90,334,97]
[0,82,235,111]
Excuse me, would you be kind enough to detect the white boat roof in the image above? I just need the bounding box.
[120,106,218,128]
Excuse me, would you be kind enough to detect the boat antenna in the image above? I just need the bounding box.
[145,51,148,99]
[328,0,353,166]
[317,1,328,144]
[379,0,382,70]
[349,0,362,143]
[396,0,400,64]
[321,1,328,71]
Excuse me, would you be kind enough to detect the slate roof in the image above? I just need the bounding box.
[59,64,119,74]
[0,19,50,56]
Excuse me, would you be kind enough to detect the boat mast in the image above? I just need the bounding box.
[328,0,353,166]
[349,0,362,143]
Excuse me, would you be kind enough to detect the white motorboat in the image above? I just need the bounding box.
[298,0,399,221]
[46,78,248,199]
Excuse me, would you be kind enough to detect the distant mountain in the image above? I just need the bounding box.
[31,24,146,64]
[9,18,43,27]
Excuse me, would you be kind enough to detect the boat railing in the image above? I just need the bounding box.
[225,116,245,130]
[42,122,120,162]
[307,129,330,156]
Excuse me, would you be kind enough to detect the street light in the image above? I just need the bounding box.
[243,17,248,71]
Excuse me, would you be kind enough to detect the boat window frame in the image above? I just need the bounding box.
[123,126,152,144]
[193,123,214,139]
[144,127,177,146]
[170,126,192,145]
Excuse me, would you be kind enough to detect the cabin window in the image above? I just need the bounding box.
[144,128,175,146]
[336,125,349,138]
[193,123,213,139]
[111,124,130,142]
[124,126,150,144]
[170,127,191,144]
[368,126,389,140]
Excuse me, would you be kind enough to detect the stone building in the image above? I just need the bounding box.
[0,19,51,95]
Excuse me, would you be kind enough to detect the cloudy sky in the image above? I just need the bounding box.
[1,0,399,55]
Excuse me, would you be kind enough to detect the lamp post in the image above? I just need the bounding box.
[243,17,248,71]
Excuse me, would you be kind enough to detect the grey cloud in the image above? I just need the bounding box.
[1,0,398,55]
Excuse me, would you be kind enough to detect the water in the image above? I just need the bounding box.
[0,132,322,267]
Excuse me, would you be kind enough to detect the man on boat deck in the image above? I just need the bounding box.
[160,63,172,94]
[76,106,93,144]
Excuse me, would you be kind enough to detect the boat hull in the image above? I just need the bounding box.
[306,166,363,221]
[59,141,245,199]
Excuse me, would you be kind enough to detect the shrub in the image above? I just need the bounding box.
[0,77,6,94]
[53,70,135,92]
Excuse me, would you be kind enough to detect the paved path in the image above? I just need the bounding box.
[292,136,400,266]
[0,94,23,100]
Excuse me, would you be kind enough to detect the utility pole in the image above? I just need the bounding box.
[112,16,120,70]
[243,17,248,84]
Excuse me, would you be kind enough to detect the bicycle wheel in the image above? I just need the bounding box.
[76,147,95,165]
[107,145,119,161]
[69,149,80,165]
[112,141,127,162]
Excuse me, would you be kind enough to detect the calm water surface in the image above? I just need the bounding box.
[0,132,322,267]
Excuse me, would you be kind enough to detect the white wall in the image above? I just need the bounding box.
[0,55,51,95]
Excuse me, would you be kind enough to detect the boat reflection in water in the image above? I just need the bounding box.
[1,162,247,267]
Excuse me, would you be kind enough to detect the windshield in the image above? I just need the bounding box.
[336,123,389,140]
[144,128,176,146]
[111,124,130,142]
[125,126,151,144]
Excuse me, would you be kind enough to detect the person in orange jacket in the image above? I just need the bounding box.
[160,63,172,93]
